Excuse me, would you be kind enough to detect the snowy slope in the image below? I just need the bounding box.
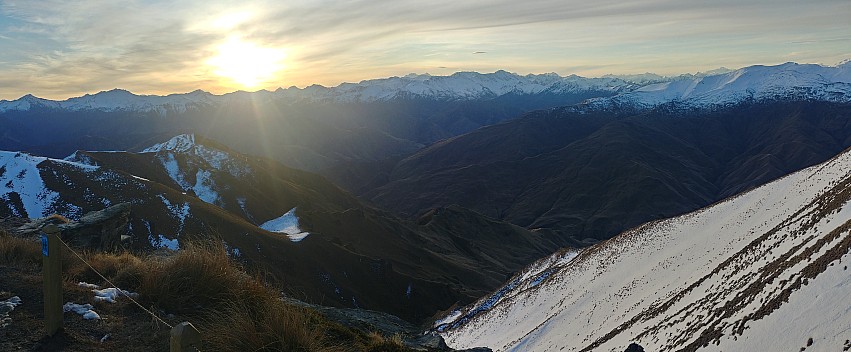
[142,134,251,207]
[440,147,851,351]
[0,151,97,218]
[582,61,851,110]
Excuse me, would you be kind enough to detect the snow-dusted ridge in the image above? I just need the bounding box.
[0,71,630,113]
[2,62,848,114]
[143,134,251,207]
[2,62,850,115]
[578,61,851,111]
[441,146,851,351]
[0,151,98,218]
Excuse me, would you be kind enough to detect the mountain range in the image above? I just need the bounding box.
[2,62,848,174]
[2,62,847,113]
[2,60,851,338]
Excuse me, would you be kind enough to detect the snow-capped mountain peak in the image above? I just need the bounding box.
[0,94,61,112]
[142,134,197,154]
[140,134,251,207]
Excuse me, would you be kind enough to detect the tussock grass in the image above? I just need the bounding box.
[136,241,255,313]
[203,296,337,352]
[365,332,407,352]
[0,229,41,268]
[0,234,414,351]
[66,251,146,288]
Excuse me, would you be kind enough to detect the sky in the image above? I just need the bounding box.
[0,0,849,100]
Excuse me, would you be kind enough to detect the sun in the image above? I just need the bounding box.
[207,37,286,89]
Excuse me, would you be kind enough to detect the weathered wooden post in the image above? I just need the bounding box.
[42,224,63,336]
[171,321,202,352]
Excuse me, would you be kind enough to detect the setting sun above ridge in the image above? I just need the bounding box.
[207,37,286,89]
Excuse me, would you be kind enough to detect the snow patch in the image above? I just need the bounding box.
[78,282,100,289]
[259,207,310,242]
[63,303,100,320]
[157,194,190,231]
[149,232,179,250]
[0,296,22,327]
[77,282,140,304]
[192,169,220,205]
[93,288,139,303]
[157,153,191,190]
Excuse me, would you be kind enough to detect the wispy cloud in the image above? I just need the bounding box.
[0,0,849,99]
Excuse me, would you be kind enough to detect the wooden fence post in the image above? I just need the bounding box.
[171,321,202,352]
[42,224,63,336]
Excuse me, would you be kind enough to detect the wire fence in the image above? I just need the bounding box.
[57,235,176,329]
[56,235,204,352]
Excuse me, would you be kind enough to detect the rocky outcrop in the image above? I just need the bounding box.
[15,203,131,251]
[625,343,645,352]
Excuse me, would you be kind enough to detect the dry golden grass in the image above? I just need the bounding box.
[365,331,407,352]
[203,296,337,352]
[136,241,265,313]
[0,230,41,268]
[0,235,415,351]
[65,251,146,288]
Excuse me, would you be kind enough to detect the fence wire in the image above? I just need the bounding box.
[56,236,175,330]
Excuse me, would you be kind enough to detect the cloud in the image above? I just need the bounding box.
[0,0,849,99]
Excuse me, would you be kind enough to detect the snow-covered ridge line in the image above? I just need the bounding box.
[3,61,847,114]
[576,61,851,111]
[0,61,851,115]
[0,71,629,113]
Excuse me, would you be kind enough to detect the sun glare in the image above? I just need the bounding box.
[207,37,286,89]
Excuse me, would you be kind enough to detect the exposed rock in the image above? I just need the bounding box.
[63,203,131,250]
[15,203,132,251]
[410,332,449,350]
[625,343,645,352]
[281,297,487,351]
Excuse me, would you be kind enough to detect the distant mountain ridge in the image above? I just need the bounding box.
[580,61,851,111]
[0,70,631,172]
[2,62,849,114]
[0,70,631,113]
